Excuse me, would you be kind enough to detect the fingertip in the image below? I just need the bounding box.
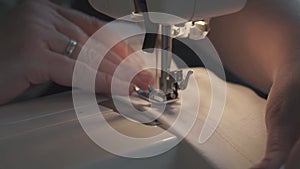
[249,162,267,169]
[250,155,287,169]
[132,76,154,91]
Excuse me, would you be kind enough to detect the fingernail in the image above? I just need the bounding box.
[141,76,155,85]
[138,71,154,78]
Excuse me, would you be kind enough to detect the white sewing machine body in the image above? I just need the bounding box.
[89,0,247,104]
[89,0,247,24]
[0,1,268,169]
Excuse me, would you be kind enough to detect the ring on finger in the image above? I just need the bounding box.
[64,39,78,57]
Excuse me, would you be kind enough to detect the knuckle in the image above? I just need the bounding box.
[23,53,50,84]
[90,17,103,30]
[20,37,44,55]
[25,68,49,84]
[73,28,88,43]
[268,139,283,154]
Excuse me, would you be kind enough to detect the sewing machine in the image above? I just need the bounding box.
[89,0,247,103]
[0,1,269,169]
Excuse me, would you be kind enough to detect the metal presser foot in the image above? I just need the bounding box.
[134,70,193,104]
[131,22,199,104]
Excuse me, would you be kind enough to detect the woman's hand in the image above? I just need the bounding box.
[209,0,300,168]
[0,0,153,104]
[251,67,300,169]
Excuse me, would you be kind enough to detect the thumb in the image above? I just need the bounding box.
[251,126,294,169]
[251,80,299,169]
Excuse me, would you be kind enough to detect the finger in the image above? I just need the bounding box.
[132,70,155,90]
[95,72,134,96]
[45,50,76,86]
[51,3,103,36]
[251,79,300,169]
[46,30,82,59]
[104,49,144,70]
[52,3,145,66]
[111,41,133,59]
[105,48,150,84]
[48,1,144,65]
[99,56,154,90]
[45,50,133,95]
[110,41,145,66]
[47,33,153,90]
[250,129,294,169]
[286,139,300,169]
[102,43,144,69]
[52,11,89,44]
[52,3,144,65]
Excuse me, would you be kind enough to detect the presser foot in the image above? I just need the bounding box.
[133,85,179,104]
[133,70,193,104]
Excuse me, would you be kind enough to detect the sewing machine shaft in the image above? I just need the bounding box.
[159,25,193,102]
[134,24,193,104]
